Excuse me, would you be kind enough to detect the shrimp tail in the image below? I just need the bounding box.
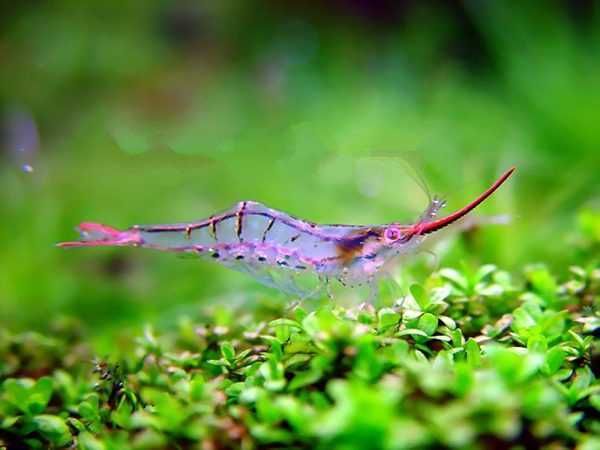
[57,222,142,248]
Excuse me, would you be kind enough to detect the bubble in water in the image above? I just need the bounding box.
[22,164,34,173]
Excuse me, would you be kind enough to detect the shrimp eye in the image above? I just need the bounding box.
[384,227,401,242]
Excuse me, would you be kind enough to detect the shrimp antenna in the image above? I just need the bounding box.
[358,152,433,205]
[412,167,515,236]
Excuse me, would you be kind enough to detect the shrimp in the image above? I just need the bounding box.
[58,167,515,298]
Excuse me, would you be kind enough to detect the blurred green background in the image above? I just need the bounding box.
[1,1,598,340]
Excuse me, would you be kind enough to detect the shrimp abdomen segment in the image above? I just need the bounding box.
[120,201,345,264]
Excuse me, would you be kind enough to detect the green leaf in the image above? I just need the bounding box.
[477,284,504,297]
[220,341,236,362]
[527,335,547,354]
[452,362,474,397]
[294,307,308,323]
[3,378,34,414]
[525,265,558,307]
[2,377,53,416]
[396,328,428,338]
[571,367,592,393]
[24,439,43,449]
[288,367,323,390]
[32,415,71,446]
[578,209,600,242]
[430,285,452,303]
[438,268,468,292]
[488,347,527,385]
[439,315,456,330]
[465,339,481,367]
[269,318,302,329]
[259,356,286,392]
[377,308,400,331]
[29,377,53,415]
[270,340,283,361]
[568,330,585,347]
[450,329,464,347]
[189,375,205,402]
[256,391,283,424]
[590,394,600,412]
[579,437,600,450]
[78,394,100,421]
[543,346,566,375]
[475,264,497,283]
[1,416,20,429]
[141,389,186,431]
[417,313,438,336]
[111,397,133,429]
[225,382,245,398]
[66,417,85,433]
[78,431,106,450]
[275,324,291,343]
[410,284,430,310]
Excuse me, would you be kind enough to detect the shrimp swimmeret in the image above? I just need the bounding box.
[59,167,515,298]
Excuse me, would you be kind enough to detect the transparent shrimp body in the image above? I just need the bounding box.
[59,168,515,299]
